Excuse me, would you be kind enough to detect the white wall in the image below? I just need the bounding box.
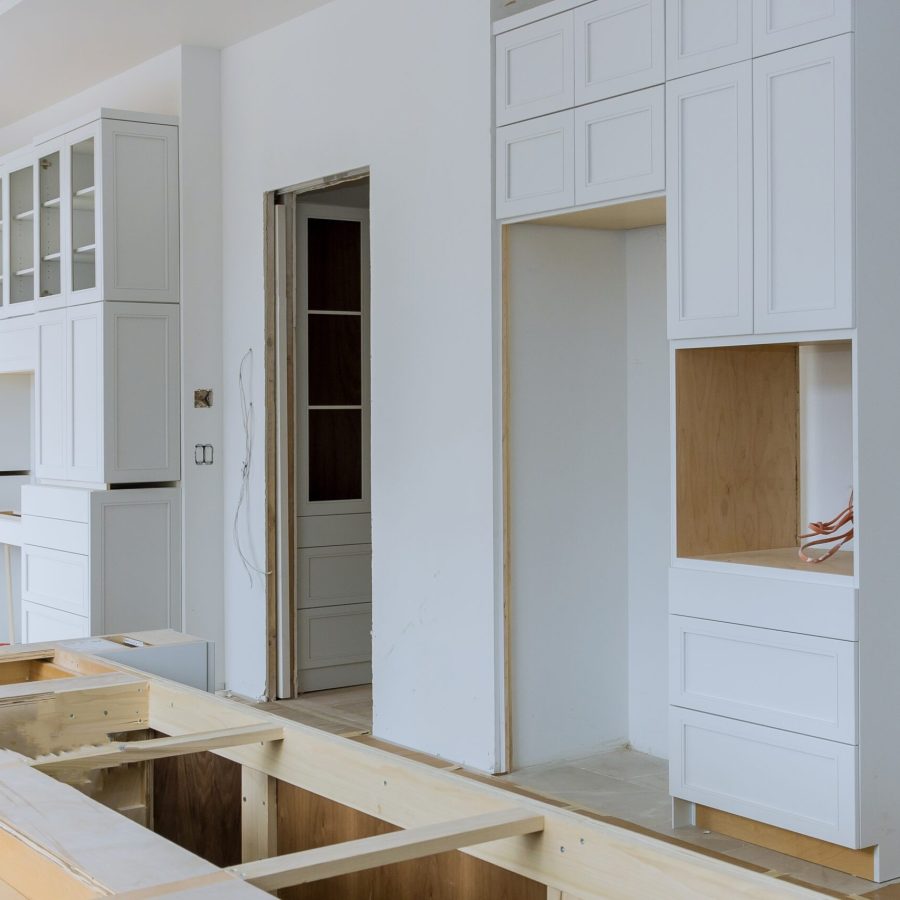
[220,0,498,769]
[625,225,669,757]
[507,223,629,768]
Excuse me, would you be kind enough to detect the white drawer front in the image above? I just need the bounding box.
[299,545,372,610]
[22,545,90,617]
[21,485,91,523]
[497,111,575,220]
[496,11,574,126]
[670,616,856,743]
[575,85,664,206]
[299,603,372,670]
[22,516,90,555]
[22,601,90,643]
[670,708,858,846]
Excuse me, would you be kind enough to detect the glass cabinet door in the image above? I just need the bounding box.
[0,172,5,312]
[8,161,35,311]
[70,133,96,297]
[37,144,62,303]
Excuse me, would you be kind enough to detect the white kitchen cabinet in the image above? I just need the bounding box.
[35,138,64,309]
[574,0,664,105]
[753,36,853,334]
[753,0,853,57]
[666,0,752,79]
[667,63,752,338]
[21,483,181,640]
[496,12,574,127]
[1,151,36,319]
[575,84,664,207]
[35,300,179,484]
[496,110,575,219]
[298,602,373,692]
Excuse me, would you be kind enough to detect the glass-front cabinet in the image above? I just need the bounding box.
[37,140,63,306]
[69,130,97,302]
[7,154,36,316]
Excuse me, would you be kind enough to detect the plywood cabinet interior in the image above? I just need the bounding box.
[574,0,664,105]
[753,0,853,56]
[666,0,752,78]
[35,301,179,484]
[666,62,752,338]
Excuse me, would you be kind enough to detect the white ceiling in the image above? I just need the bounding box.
[0,0,332,128]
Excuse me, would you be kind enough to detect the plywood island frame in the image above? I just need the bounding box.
[0,635,830,899]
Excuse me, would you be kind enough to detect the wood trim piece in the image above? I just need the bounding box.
[264,190,279,701]
[229,808,544,890]
[284,198,298,699]
[696,805,875,881]
[241,766,277,863]
[501,224,513,774]
[30,724,284,773]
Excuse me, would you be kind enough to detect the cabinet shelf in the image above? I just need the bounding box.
[74,244,96,256]
[686,547,854,579]
[74,185,95,197]
[14,209,34,221]
[41,252,61,262]
[42,197,60,209]
[14,267,34,277]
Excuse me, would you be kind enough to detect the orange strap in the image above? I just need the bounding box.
[798,493,853,564]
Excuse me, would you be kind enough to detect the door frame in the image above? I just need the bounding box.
[263,167,370,701]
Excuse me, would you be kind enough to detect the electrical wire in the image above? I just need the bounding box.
[233,348,270,586]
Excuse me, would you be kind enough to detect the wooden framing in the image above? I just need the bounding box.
[0,638,835,899]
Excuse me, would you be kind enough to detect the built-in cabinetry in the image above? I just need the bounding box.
[20,485,181,642]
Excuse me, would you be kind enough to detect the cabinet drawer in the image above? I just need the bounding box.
[670,708,858,846]
[496,11,574,126]
[22,601,90,643]
[298,545,372,610]
[575,85,664,206]
[22,545,90,616]
[299,603,372,670]
[22,516,90,555]
[574,0,664,105]
[670,616,856,743]
[21,485,90,523]
[497,111,574,219]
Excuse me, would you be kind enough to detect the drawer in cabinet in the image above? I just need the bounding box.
[22,545,90,617]
[575,85,664,206]
[21,485,91,523]
[670,616,856,743]
[670,707,858,847]
[22,516,90,554]
[22,601,90,643]
[497,110,575,219]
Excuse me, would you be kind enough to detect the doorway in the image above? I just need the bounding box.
[267,172,372,704]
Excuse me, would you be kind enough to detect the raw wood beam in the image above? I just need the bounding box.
[31,724,284,773]
[242,766,278,863]
[229,808,544,891]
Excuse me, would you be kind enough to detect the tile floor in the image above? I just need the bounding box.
[252,689,900,898]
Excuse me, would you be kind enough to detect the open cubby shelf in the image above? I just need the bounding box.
[675,341,854,580]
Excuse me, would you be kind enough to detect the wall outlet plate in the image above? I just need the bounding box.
[194,389,213,408]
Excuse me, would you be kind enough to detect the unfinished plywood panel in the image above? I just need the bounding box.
[276,781,547,900]
[154,750,243,868]
[676,345,800,559]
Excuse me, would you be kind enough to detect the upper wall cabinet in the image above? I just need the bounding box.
[666,0,753,79]
[574,0,664,105]
[753,0,853,57]
[496,13,575,126]
[576,85,664,206]
[667,63,753,339]
[753,36,853,334]
[2,152,37,318]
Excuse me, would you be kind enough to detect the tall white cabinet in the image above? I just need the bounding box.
[0,109,182,646]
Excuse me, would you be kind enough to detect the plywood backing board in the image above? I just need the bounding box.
[676,345,801,558]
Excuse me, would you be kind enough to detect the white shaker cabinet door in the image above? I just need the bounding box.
[66,301,104,484]
[753,36,853,334]
[34,308,67,480]
[667,63,753,339]
[496,111,575,220]
[496,12,574,127]
[753,0,853,57]
[574,0,664,105]
[575,85,664,207]
[667,0,753,78]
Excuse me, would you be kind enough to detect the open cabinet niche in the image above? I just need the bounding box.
[506,199,670,769]
[674,340,854,578]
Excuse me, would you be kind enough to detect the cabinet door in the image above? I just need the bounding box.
[34,308,67,480]
[496,111,574,220]
[6,155,37,318]
[753,0,853,56]
[667,0,752,78]
[667,63,753,338]
[102,302,180,483]
[496,12,574,126]
[66,122,101,307]
[99,120,180,302]
[0,165,8,317]
[35,137,66,309]
[575,85,664,206]
[22,544,90,617]
[753,36,852,334]
[574,0,664,105]
[67,302,104,483]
